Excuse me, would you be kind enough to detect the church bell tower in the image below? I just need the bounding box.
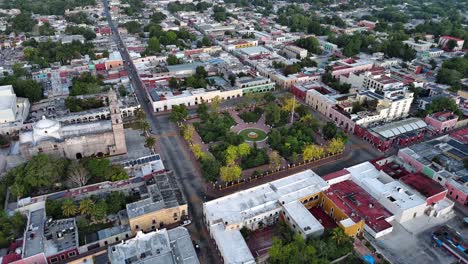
[108,89,127,155]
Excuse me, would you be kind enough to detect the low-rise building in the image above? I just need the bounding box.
[347,162,427,223]
[402,39,434,52]
[203,169,364,263]
[340,68,407,91]
[304,83,414,135]
[330,58,374,77]
[371,157,454,217]
[323,171,394,238]
[126,173,187,234]
[149,87,243,112]
[398,130,468,206]
[21,208,79,264]
[282,45,308,59]
[424,111,459,135]
[0,85,30,124]
[354,117,427,152]
[438,36,465,51]
[108,227,199,264]
[236,76,275,94]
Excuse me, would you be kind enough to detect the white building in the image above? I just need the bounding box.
[108,227,199,264]
[347,162,427,223]
[149,87,243,112]
[282,45,308,59]
[282,200,324,238]
[0,85,30,124]
[203,170,329,263]
[402,39,434,52]
[438,36,465,51]
[355,88,413,124]
[340,69,404,91]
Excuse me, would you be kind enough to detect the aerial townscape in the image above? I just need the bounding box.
[0,0,467,263]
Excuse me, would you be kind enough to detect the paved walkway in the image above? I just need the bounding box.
[228,108,271,148]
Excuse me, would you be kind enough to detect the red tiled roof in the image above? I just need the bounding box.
[450,128,468,144]
[441,36,463,41]
[374,161,410,180]
[2,254,21,264]
[400,173,446,199]
[323,169,349,181]
[325,180,393,233]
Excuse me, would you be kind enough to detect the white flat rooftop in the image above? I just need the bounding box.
[283,200,324,236]
[203,170,329,226]
[209,223,255,264]
[347,162,425,210]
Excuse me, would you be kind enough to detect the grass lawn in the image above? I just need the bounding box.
[239,128,268,142]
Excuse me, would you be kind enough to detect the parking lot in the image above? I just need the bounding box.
[366,212,465,264]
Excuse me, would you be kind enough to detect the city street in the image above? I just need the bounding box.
[102,1,218,262]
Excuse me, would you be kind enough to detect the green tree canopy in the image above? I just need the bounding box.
[220,165,242,182]
[123,21,141,34]
[167,54,180,65]
[0,76,43,103]
[294,36,322,54]
[0,211,27,248]
[10,12,36,32]
[170,104,189,122]
[322,122,338,140]
[269,234,320,264]
[426,97,461,116]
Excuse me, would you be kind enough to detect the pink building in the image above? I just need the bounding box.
[424,111,458,135]
[328,106,356,132]
[357,20,376,30]
[445,179,468,206]
[331,58,374,77]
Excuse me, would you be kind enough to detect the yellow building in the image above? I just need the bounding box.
[300,192,364,238]
[234,40,258,49]
[126,173,188,234]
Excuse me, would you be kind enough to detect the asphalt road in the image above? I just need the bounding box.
[102,1,218,262]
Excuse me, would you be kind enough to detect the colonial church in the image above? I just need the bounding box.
[19,89,127,159]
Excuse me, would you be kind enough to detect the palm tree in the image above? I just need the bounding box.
[139,120,151,134]
[62,199,78,217]
[79,199,94,216]
[330,228,348,245]
[145,137,156,150]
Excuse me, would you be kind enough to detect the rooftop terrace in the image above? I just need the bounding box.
[23,209,45,258]
[126,173,186,219]
[43,218,78,257]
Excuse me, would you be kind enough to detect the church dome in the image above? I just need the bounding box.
[34,117,59,130]
[32,116,61,143]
